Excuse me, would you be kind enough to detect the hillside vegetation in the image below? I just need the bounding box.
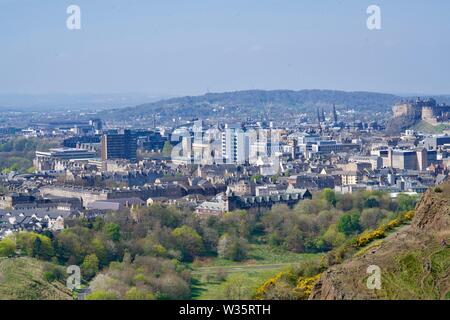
[309,183,450,300]
[103,89,401,123]
[0,257,72,300]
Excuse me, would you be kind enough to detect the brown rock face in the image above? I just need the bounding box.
[310,182,450,300]
[411,187,450,232]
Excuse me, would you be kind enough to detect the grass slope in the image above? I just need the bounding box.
[0,257,73,300]
[412,120,449,134]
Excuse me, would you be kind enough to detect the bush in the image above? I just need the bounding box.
[217,234,249,261]
[294,274,322,299]
[81,254,100,280]
[0,238,16,257]
[43,263,66,282]
[171,226,204,262]
[16,232,54,260]
[86,291,119,300]
[125,287,155,300]
[337,213,361,236]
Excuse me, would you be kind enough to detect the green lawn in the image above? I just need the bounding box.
[192,270,278,300]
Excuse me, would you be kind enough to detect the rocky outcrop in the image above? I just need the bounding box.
[412,187,450,232]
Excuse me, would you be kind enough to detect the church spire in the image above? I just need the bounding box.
[333,104,338,124]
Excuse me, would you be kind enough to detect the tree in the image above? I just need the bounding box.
[105,223,121,242]
[0,238,16,257]
[322,189,337,208]
[217,234,249,261]
[337,213,361,236]
[162,141,173,157]
[86,291,118,300]
[16,232,53,260]
[364,196,380,208]
[396,194,417,213]
[155,273,191,300]
[32,237,42,258]
[222,274,249,300]
[171,226,204,261]
[125,287,155,300]
[360,208,388,230]
[81,254,100,280]
[54,231,85,264]
[43,263,65,282]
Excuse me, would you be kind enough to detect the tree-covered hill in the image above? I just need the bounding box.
[102,90,401,123]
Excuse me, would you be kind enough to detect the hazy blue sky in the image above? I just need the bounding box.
[0,0,449,96]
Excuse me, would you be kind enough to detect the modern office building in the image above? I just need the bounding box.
[101,130,137,162]
[34,148,96,171]
[311,140,360,155]
[221,124,249,164]
[35,148,96,161]
[386,148,428,171]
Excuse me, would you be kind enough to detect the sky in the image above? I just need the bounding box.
[0,0,449,97]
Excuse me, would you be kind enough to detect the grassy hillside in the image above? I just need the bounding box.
[381,246,450,299]
[0,257,73,300]
[412,120,449,134]
[310,183,450,300]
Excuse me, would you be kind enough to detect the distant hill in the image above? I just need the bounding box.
[0,257,72,300]
[102,90,402,123]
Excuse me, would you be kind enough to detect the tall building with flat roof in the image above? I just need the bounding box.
[101,130,137,162]
[387,148,428,171]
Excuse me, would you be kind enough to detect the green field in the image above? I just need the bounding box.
[190,244,322,300]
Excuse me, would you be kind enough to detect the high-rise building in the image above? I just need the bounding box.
[221,124,249,164]
[101,130,137,162]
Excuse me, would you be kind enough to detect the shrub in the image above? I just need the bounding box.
[125,287,155,300]
[294,274,322,299]
[217,234,249,261]
[0,238,16,257]
[81,254,100,280]
[43,263,66,282]
[354,229,385,248]
[337,213,362,236]
[86,291,119,300]
[402,210,415,221]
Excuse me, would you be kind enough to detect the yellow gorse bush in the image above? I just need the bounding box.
[402,210,415,221]
[354,210,415,248]
[255,271,321,300]
[294,274,322,299]
[254,270,295,300]
[355,229,385,248]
